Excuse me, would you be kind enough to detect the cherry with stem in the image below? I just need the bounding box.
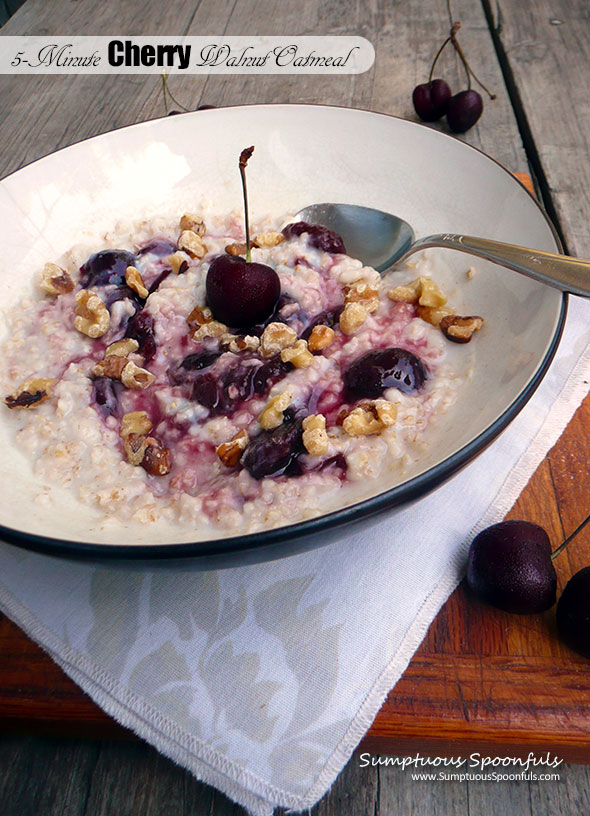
[205,146,280,328]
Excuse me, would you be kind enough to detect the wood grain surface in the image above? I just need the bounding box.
[2,0,590,809]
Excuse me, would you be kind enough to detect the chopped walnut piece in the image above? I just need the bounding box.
[302,414,329,456]
[339,302,368,335]
[387,278,421,303]
[417,304,455,327]
[419,278,447,307]
[440,315,484,343]
[193,320,227,341]
[74,290,110,338]
[4,377,55,409]
[105,338,140,357]
[260,322,297,357]
[342,399,398,437]
[179,213,206,236]
[142,438,173,475]
[307,324,335,352]
[93,355,128,379]
[120,411,153,438]
[344,280,380,314]
[186,304,213,330]
[228,335,260,353]
[225,243,248,256]
[388,277,447,308]
[216,429,249,467]
[259,391,293,430]
[178,229,207,259]
[281,339,314,368]
[40,263,75,296]
[123,433,150,466]
[167,252,189,275]
[125,266,148,299]
[121,361,155,389]
[254,231,285,248]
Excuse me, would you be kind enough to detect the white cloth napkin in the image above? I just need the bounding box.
[0,296,589,816]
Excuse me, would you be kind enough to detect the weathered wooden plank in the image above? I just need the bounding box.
[312,756,379,816]
[486,0,590,256]
[529,763,590,816]
[0,735,100,816]
[378,760,468,816]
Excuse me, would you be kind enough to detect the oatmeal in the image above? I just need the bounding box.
[0,211,481,535]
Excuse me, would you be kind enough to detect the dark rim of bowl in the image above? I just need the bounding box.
[0,104,568,561]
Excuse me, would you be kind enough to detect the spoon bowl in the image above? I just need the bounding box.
[295,203,415,272]
[295,202,590,297]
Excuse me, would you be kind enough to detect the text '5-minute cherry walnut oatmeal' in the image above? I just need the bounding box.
[0,210,483,535]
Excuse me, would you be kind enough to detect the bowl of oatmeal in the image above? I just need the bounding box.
[0,105,565,562]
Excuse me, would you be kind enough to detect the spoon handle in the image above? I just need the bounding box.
[398,234,590,297]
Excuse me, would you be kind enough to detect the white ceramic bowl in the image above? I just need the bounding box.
[0,105,565,562]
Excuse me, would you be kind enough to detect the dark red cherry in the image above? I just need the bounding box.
[125,310,156,362]
[344,347,428,399]
[79,250,136,288]
[466,520,557,614]
[206,254,280,329]
[412,78,452,122]
[446,89,483,133]
[556,568,590,658]
[282,221,346,254]
[242,418,304,479]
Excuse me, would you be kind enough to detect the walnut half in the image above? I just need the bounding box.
[74,290,110,338]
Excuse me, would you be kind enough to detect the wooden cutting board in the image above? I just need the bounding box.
[2,174,590,758]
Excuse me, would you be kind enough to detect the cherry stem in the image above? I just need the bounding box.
[428,36,451,85]
[446,0,453,28]
[161,72,190,113]
[449,24,496,100]
[551,512,590,562]
[239,146,255,263]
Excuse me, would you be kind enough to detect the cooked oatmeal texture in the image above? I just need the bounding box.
[0,210,477,535]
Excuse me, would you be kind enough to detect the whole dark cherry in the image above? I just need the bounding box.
[446,89,483,133]
[344,347,428,399]
[206,254,280,329]
[556,568,590,658]
[466,521,557,614]
[282,221,346,254]
[412,78,452,122]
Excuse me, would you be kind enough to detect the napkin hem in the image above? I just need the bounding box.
[0,583,298,814]
[299,339,590,809]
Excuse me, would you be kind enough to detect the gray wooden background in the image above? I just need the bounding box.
[2,0,590,813]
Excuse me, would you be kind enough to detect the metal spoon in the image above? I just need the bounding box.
[294,203,590,297]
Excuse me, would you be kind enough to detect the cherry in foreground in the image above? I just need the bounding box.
[466,520,557,614]
[556,568,590,658]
